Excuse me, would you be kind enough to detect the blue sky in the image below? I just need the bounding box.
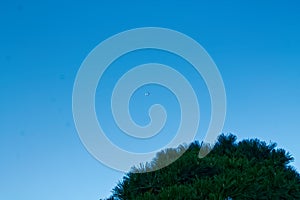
[1,0,300,199]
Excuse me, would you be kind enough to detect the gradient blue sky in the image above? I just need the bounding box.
[1,0,300,199]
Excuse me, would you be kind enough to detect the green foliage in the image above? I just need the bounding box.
[105,134,300,200]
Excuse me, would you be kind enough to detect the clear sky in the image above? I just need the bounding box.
[1,0,300,199]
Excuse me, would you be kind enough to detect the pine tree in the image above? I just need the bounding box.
[104,134,300,200]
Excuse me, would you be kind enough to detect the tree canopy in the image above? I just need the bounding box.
[104,134,300,199]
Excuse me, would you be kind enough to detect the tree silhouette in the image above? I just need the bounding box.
[103,134,300,199]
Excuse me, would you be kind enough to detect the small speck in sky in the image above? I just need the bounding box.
[59,74,65,80]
